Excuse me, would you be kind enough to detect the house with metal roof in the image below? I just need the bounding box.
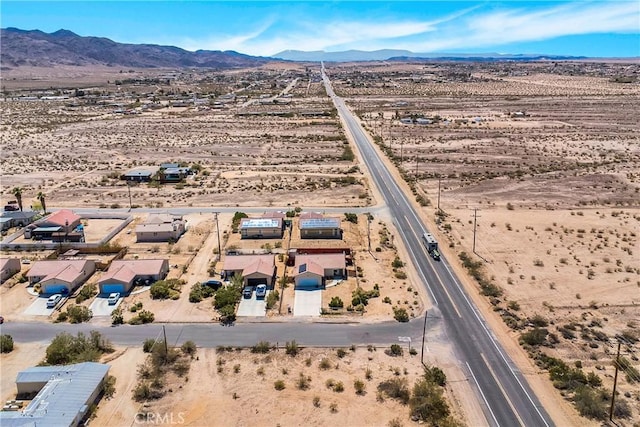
[299,214,342,239]
[239,218,283,239]
[1,258,21,283]
[222,255,275,287]
[0,362,109,427]
[26,259,95,295]
[293,253,346,289]
[0,210,38,230]
[98,259,169,294]
[122,166,159,182]
[23,209,83,241]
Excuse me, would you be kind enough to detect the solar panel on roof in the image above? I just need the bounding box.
[300,218,340,229]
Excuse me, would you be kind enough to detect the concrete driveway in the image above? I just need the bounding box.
[293,289,322,317]
[237,292,267,317]
[24,296,65,316]
[90,296,122,316]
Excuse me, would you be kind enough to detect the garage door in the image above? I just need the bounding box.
[43,284,69,295]
[247,278,268,287]
[101,284,126,295]
[296,277,321,290]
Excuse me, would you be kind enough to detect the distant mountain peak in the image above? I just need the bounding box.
[0,27,270,69]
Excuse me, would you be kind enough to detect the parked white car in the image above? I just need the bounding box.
[107,293,120,305]
[46,294,62,308]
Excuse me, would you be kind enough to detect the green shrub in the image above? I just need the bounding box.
[143,338,157,353]
[423,365,447,387]
[336,348,347,358]
[344,213,358,224]
[214,284,241,309]
[393,307,409,323]
[377,377,410,404]
[0,334,14,353]
[573,385,608,420]
[333,381,344,392]
[274,380,286,390]
[409,378,451,423]
[251,341,272,354]
[66,305,93,323]
[181,341,197,357]
[297,373,311,390]
[129,310,155,325]
[392,256,404,269]
[319,358,332,370]
[150,279,184,300]
[265,289,279,309]
[387,344,403,357]
[111,307,124,325]
[354,379,366,395]
[45,331,113,365]
[520,328,548,347]
[285,340,299,357]
[329,296,344,309]
[76,283,97,303]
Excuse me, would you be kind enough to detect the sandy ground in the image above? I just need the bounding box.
[92,344,475,427]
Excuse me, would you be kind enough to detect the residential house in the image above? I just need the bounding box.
[135,213,186,242]
[24,209,83,241]
[0,362,110,427]
[293,253,346,289]
[0,258,21,283]
[98,259,169,294]
[299,213,341,239]
[122,167,159,182]
[26,259,95,295]
[222,255,275,287]
[0,210,38,230]
[239,218,283,239]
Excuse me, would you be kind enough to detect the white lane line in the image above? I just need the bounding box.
[467,361,500,427]
[442,261,550,427]
[481,352,525,427]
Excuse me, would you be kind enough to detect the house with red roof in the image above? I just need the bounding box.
[98,259,169,294]
[293,253,346,289]
[26,260,95,295]
[222,254,275,287]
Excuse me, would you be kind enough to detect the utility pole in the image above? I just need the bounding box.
[127,182,132,212]
[609,340,622,421]
[415,156,419,183]
[437,176,441,213]
[214,212,222,261]
[421,310,428,366]
[366,213,371,251]
[162,325,169,356]
[472,209,481,254]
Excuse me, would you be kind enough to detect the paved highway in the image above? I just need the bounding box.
[321,65,553,427]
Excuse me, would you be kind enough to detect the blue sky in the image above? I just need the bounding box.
[2,1,639,57]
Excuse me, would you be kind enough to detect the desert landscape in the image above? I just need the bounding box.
[1,58,639,426]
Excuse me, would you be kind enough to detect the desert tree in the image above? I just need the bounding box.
[37,192,47,214]
[11,187,23,211]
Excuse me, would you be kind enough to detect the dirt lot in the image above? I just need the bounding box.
[92,344,470,427]
[0,342,49,403]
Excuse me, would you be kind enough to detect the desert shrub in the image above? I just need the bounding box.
[214,283,241,309]
[251,341,272,354]
[143,339,157,353]
[150,279,183,300]
[181,341,197,357]
[329,296,344,309]
[392,256,404,269]
[319,358,332,370]
[313,396,320,407]
[297,373,311,390]
[129,310,155,325]
[103,375,116,399]
[231,212,248,232]
[377,377,410,404]
[66,305,93,323]
[274,380,285,391]
[336,348,347,358]
[387,344,403,357]
[333,381,345,392]
[56,312,69,322]
[354,379,366,395]
[265,289,279,309]
[0,335,14,353]
[76,283,97,303]
[351,287,379,306]
[111,307,124,325]
[409,378,451,424]
[393,307,409,323]
[423,365,447,387]
[45,331,113,365]
[573,385,608,420]
[530,314,549,327]
[285,340,299,356]
[344,213,358,224]
[189,284,204,303]
[520,328,548,347]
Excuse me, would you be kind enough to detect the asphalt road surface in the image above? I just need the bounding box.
[321,64,553,427]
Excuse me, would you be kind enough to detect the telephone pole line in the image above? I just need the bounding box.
[437,176,441,213]
[213,212,222,261]
[472,208,481,254]
[609,340,622,421]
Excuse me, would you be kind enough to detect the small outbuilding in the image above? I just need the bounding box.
[222,255,275,287]
[0,210,38,229]
[0,362,110,427]
[98,259,169,294]
[0,258,21,283]
[239,218,283,239]
[26,260,96,295]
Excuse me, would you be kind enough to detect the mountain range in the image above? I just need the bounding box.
[0,27,269,69]
[1,27,588,70]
